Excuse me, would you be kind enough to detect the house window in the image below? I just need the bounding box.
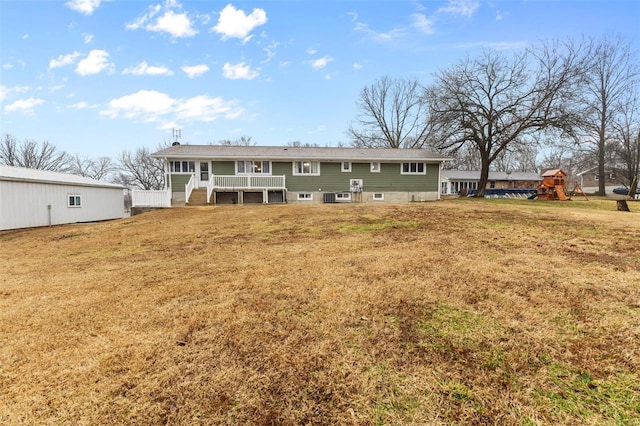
[170,161,195,173]
[370,162,380,173]
[373,193,384,201]
[336,192,351,201]
[237,160,271,174]
[341,162,351,172]
[297,193,313,200]
[594,174,599,181]
[200,162,209,181]
[401,162,426,174]
[68,195,81,207]
[489,181,496,188]
[293,161,320,175]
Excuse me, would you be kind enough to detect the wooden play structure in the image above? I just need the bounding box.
[535,169,588,201]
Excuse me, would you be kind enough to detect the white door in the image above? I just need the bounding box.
[199,162,210,188]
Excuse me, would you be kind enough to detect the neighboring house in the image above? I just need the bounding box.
[575,165,622,189]
[441,170,541,195]
[0,166,125,231]
[151,145,450,205]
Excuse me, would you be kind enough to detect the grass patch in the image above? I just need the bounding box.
[1,200,638,425]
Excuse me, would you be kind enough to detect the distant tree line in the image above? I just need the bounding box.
[349,35,639,196]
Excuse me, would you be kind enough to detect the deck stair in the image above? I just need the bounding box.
[186,189,209,206]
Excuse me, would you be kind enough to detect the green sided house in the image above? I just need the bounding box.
[151,145,449,205]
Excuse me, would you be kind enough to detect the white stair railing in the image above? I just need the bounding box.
[185,174,196,204]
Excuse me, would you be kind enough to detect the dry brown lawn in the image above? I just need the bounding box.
[1,199,639,425]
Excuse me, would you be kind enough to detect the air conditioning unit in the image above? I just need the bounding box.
[350,179,363,193]
[323,192,336,203]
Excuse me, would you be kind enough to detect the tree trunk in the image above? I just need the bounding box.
[475,155,491,197]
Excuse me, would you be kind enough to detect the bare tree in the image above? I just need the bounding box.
[217,136,256,146]
[0,134,72,172]
[348,76,433,149]
[69,155,113,180]
[579,36,638,195]
[427,41,587,197]
[115,147,165,190]
[612,90,640,194]
[287,141,320,147]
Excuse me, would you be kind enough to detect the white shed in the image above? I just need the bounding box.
[0,166,125,231]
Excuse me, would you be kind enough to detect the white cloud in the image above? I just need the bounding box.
[101,90,175,119]
[437,0,480,18]
[65,0,103,15]
[309,56,333,70]
[83,33,94,44]
[353,63,362,70]
[127,1,197,38]
[496,10,504,21]
[353,21,407,42]
[69,101,99,109]
[412,13,435,35]
[262,40,279,63]
[176,95,242,121]
[49,51,82,69]
[181,64,209,78]
[4,97,45,114]
[76,50,113,76]
[213,4,267,42]
[123,61,174,76]
[100,90,243,123]
[0,85,31,102]
[222,62,258,80]
[306,47,318,55]
[148,10,197,37]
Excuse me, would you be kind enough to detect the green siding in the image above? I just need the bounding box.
[169,174,192,193]
[274,162,439,192]
[212,161,235,175]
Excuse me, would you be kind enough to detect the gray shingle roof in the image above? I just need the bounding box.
[152,144,450,162]
[442,170,541,181]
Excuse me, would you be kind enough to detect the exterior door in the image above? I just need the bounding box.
[199,162,209,187]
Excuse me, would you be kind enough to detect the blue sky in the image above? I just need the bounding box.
[1,0,639,159]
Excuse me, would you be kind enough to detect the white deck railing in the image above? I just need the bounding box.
[208,175,286,191]
[184,174,196,204]
[132,189,171,207]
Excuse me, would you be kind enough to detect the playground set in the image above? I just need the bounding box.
[535,169,588,201]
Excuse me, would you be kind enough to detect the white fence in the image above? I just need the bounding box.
[132,189,171,207]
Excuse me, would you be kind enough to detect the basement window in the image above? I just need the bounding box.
[336,192,351,201]
[297,193,313,201]
[68,195,82,207]
[373,193,384,201]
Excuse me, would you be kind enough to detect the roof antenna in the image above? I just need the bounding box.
[172,128,182,146]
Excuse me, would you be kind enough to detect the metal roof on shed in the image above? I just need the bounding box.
[152,145,450,162]
[0,166,124,189]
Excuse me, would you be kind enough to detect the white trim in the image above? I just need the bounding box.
[67,194,82,207]
[292,160,320,176]
[373,193,384,201]
[370,162,380,173]
[297,192,313,201]
[400,162,426,175]
[236,160,272,175]
[341,161,352,172]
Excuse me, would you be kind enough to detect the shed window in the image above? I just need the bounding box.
[68,195,82,207]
